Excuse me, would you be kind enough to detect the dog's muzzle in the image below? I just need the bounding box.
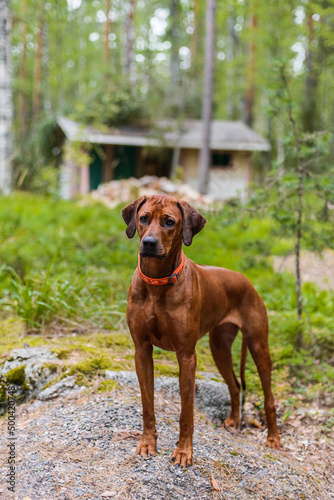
[140,236,165,259]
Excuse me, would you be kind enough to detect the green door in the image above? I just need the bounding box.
[89,149,103,190]
[114,145,136,179]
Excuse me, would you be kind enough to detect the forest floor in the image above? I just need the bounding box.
[0,380,333,500]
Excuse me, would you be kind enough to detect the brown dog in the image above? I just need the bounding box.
[122,195,280,467]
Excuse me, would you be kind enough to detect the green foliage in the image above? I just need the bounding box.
[0,192,133,329]
[13,117,61,194]
[71,83,152,128]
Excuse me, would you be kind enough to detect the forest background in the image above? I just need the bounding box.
[0,0,333,454]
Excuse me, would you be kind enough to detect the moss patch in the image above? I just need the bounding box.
[41,377,59,391]
[0,383,6,402]
[154,363,179,377]
[51,347,77,359]
[92,332,132,349]
[97,380,119,393]
[42,362,58,373]
[6,365,27,385]
[68,355,113,377]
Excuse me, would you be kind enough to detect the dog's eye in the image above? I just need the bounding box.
[165,219,175,226]
[140,215,149,223]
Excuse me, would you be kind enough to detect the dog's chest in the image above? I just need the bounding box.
[129,290,190,350]
[143,294,180,328]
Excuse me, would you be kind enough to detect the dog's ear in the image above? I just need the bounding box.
[177,201,206,246]
[121,196,147,238]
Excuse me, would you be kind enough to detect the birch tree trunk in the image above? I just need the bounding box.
[32,1,44,121]
[198,0,215,195]
[0,0,13,194]
[18,0,28,141]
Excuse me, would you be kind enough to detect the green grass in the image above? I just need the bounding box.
[0,192,333,404]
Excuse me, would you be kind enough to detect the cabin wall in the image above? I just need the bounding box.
[60,141,252,200]
[180,148,251,200]
[208,151,251,200]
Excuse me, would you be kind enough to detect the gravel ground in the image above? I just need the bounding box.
[0,383,333,500]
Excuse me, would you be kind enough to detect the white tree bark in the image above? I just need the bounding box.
[0,0,13,194]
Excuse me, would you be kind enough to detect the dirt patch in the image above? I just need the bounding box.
[273,249,334,290]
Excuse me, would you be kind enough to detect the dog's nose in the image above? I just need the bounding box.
[142,236,158,250]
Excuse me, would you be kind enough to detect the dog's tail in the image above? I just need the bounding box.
[240,337,247,392]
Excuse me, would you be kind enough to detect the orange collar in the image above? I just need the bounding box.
[138,251,185,285]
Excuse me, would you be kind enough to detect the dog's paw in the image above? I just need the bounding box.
[136,436,157,458]
[223,416,240,430]
[171,446,193,467]
[265,435,281,450]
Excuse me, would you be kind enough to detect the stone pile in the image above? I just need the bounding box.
[91,176,214,209]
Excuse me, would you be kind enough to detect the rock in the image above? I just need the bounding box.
[105,370,231,421]
[106,370,139,386]
[38,376,82,401]
[26,400,43,411]
[2,347,56,372]
[0,347,57,391]
[195,375,231,421]
[0,347,59,414]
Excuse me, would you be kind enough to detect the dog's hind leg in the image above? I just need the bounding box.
[209,322,241,429]
[242,323,280,449]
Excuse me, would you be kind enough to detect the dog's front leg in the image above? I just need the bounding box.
[134,343,157,457]
[172,350,197,467]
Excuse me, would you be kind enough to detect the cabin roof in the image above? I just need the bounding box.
[57,116,270,152]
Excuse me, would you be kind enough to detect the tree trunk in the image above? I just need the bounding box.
[18,0,28,141]
[170,0,180,91]
[32,1,44,121]
[245,10,257,127]
[198,0,215,195]
[103,0,111,70]
[124,0,135,83]
[0,0,13,194]
[302,12,318,132]
[280,66,304,347]
[226,15,238,119]
[190,0,200,66]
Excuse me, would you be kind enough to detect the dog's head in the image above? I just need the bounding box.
[122,195,206,259]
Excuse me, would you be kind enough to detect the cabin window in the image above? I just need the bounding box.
[211,152,232,168]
